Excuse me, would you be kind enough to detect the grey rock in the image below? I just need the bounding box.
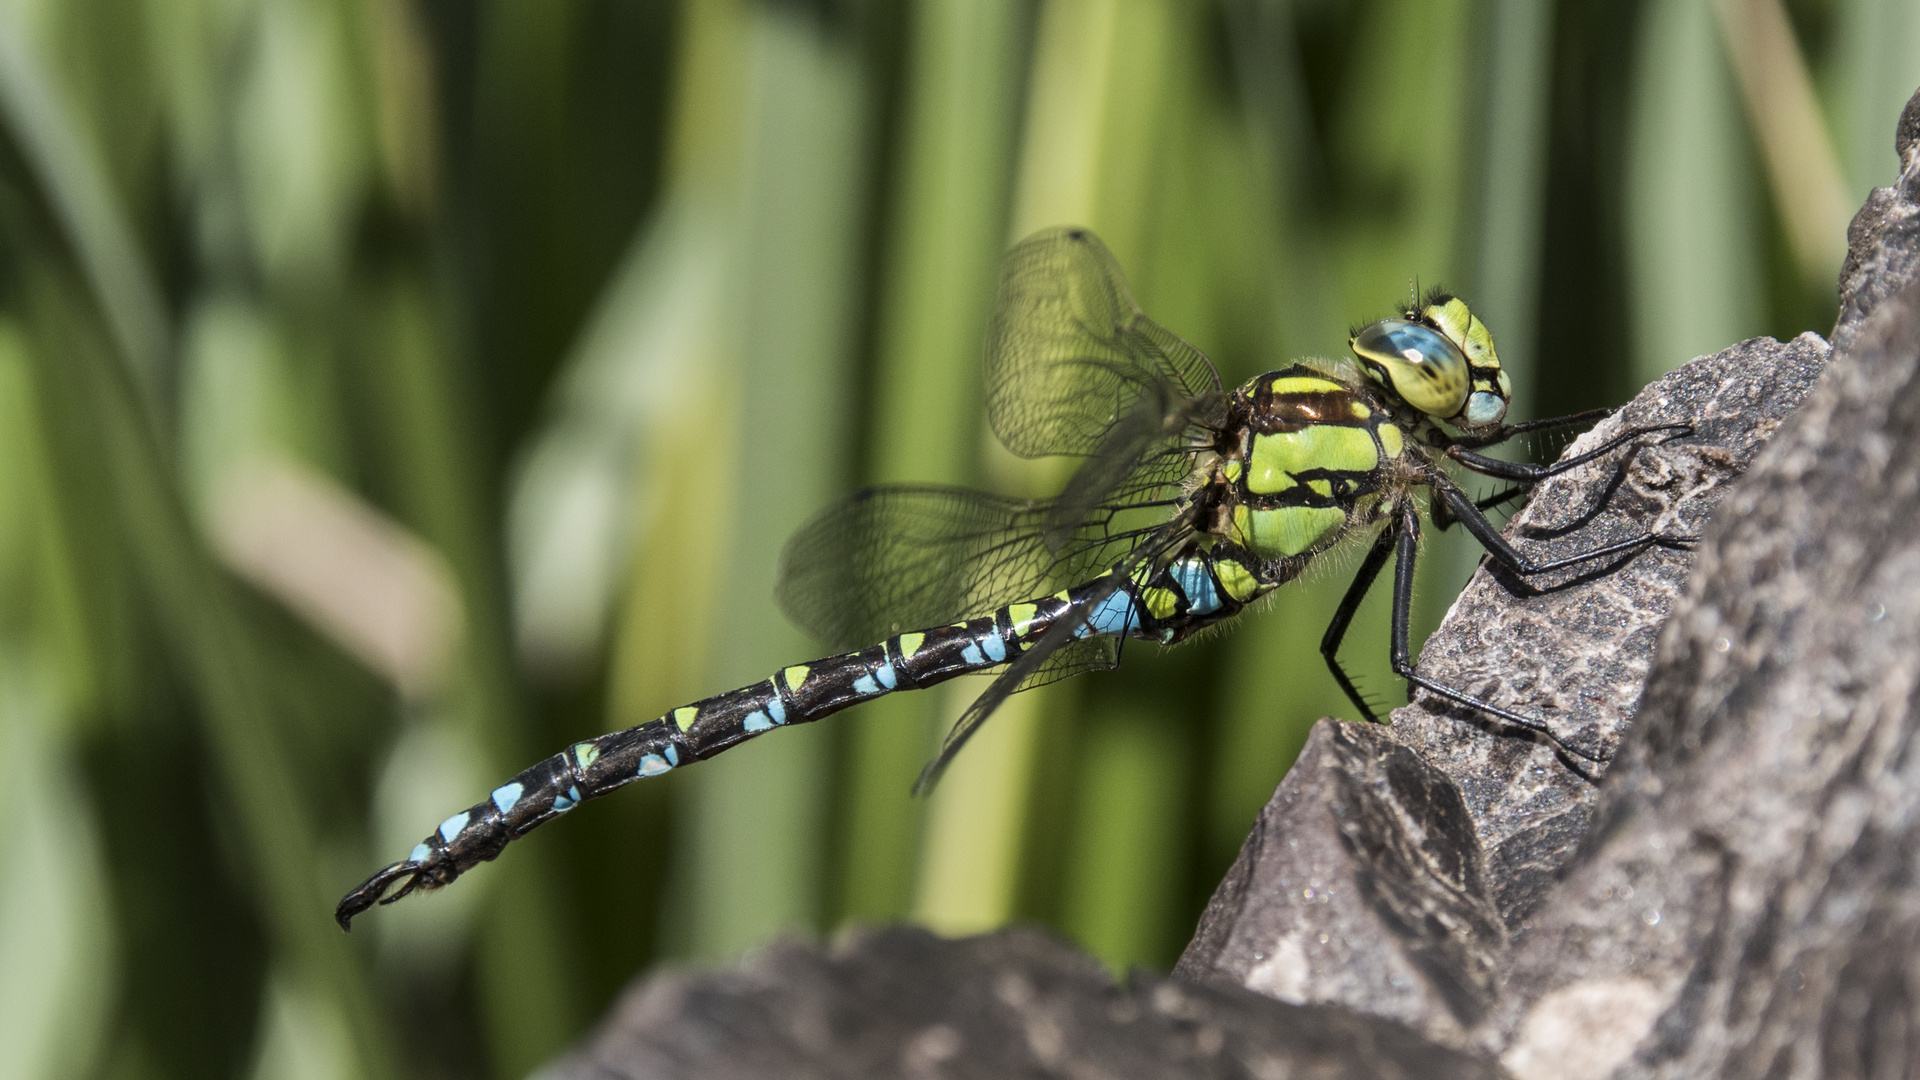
[543,926,1506,1080]
[1477,100,1920,1080]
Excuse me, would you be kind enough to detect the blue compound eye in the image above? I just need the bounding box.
[1349,320,1471,417]
[1463,390,1506,427]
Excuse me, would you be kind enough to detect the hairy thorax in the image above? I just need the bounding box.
[1196,364,1430,579]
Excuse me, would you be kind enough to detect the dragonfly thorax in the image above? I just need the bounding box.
[1198,366,1412,569]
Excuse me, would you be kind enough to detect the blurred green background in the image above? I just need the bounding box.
[0,0,1907,1077]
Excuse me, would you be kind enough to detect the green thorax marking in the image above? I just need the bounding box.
[1210,366,1410,564]
[1247,426,1377,494]
[1233,504,1346,559]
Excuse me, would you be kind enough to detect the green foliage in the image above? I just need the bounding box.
[0,0,1897,1077]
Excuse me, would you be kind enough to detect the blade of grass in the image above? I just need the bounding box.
[1060,703,1186,973]
[1417,0,1560,661]
[356,270,578,1073]
[1046,0,1209,973]
[0,4,168,401]
[1628,0,1763,384]
[19,261,397,1080]
[0,324,117,1080]
[672,2,869,959]
[1468,0,1556,411]
[1208,0,1347,873]
[1714,0,1851,286]
[1836,0,1920,195]
[0,21,397,1072]
[836,0,1022,927]
[912,0,1137,938]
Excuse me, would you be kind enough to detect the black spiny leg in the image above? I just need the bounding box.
[1431,478,1695,577]
[1320,523,1397,724]
[1447,422,1691,482]
[1432,482,1530,532]
[1449,406,1614,448]
[1382,503,1604,764]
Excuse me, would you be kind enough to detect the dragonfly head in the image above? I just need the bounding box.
[1348,292,1510,433]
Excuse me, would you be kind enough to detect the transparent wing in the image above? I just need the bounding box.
[910,517,1195,794]
[987,228,1224,462]
[777,228,1226,785]
[776,484,1185,652]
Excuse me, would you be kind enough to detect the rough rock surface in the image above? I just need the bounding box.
[1476,99,1920,1080]
[542,926,1503,1080]
[539,87,1920,1080]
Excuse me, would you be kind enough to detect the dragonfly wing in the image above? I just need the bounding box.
[987,228,1223,461]
[776,487,1057,651]
[1043,377,1204,550]
[777,483,1192,653]
[911,574,1131,795]
[910,514,1196,794]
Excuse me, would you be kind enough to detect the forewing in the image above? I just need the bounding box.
[986,228,1222,461]
[1042,378,1211,550]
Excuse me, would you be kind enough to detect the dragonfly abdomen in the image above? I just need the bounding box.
[338,544,1274,927]
[1107,548,1280,645]
[340,611,1040,924]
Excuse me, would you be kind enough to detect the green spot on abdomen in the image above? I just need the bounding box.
[782,665,810,692]
[1008,603,1040,636]
[898,632,926,659]
[574,743,601,770]
[1143,586,1178,619]
[1212,559,1260,602]
[673,706,699,732]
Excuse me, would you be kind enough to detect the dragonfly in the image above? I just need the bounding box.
[336,227,1688,929]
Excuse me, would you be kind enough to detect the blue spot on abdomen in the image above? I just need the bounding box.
[982,631,1007,663]
[491,783,524,814]
[1080,590,1140,637]
[1172,560,1222,615]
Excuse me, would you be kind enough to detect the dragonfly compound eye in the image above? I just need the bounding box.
[1349,319,1470,419]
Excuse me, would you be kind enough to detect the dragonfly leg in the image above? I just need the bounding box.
[1320,524,1396,724]
[1449,406,1616,448]
[1384,503,1605,765]
[1447,422,1691,482]
[1431,482,1531,532]
[1431,479,1695,576]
